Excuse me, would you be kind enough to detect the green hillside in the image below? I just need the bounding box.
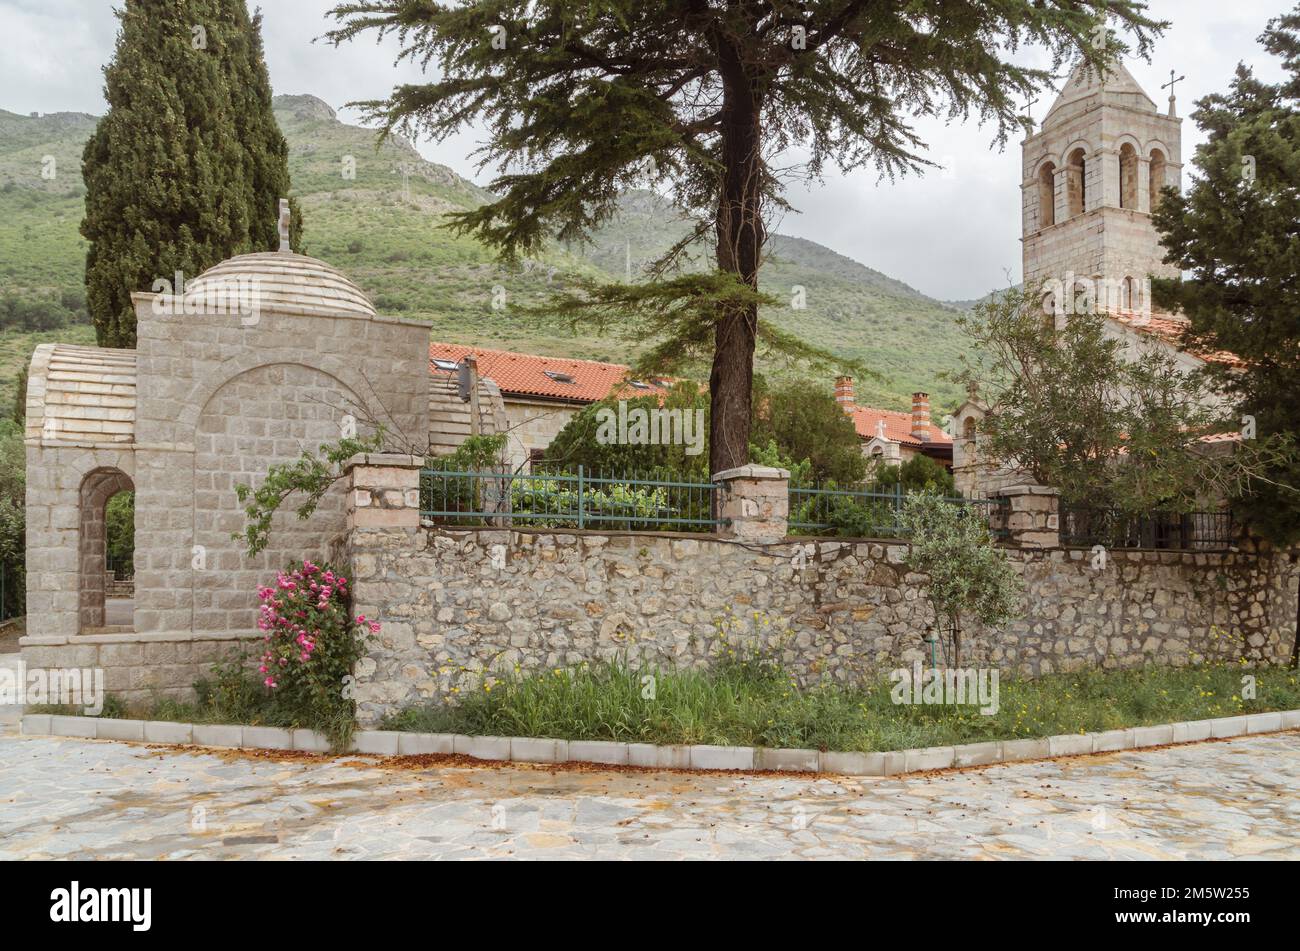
[0,94,970,420]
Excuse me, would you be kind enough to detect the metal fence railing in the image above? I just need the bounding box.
[419,466,721,533]
[1062,507,1235,551]
[106,552,134,582]
[788,481,1009,538]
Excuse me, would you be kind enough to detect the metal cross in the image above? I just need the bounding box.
[1022,95,1039,130]
[1161,70,1185,118]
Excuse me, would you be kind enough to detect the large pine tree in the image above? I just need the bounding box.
[82,0,302,348]
[327,0,1163,477]
[1153,7,1300,546]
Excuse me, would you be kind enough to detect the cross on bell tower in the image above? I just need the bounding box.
[1161,69,1185,118]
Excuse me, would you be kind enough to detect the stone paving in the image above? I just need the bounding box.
[1,728,1297,859]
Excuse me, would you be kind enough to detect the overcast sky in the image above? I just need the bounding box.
[1,0,1291,300]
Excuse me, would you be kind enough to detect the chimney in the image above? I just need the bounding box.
[911,392,931,441]
[834,376,855,414]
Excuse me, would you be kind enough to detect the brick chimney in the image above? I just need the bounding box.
[834,376,855,414]
[911,392,931,441]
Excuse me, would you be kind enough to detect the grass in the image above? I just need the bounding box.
[381,656,1300,753]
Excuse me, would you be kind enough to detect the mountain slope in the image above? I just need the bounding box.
[0,94,970,417]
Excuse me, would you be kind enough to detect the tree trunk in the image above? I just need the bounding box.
[951,614,962,668]
[708,38,764,478]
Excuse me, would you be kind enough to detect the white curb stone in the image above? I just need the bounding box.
[396,732,454,755]
[1000,738,1051,762]
[240,726,291,750]
[20,714,51,736]
[903,745,955,772]
[1246,712,1284,734]
[567,740,630,766]
[143,720,193,745]
[818,751,873,775]
[756,747,820,772]
[191,724,242,748]
[1090,729,1134,753]
[50,715,96,738]
[628,743,691,769]
[510,737,567,764]
[1131,724,1174,747]
[16,706,1300,777]
[689,744,754,771]
[351,730,400,755]
[1211,715,1250,739]
[954,741,1002,768]
[292,729,332,753]
[1047,734,1093,757]
[1171,720,1213,744]
[96,718,145,742]
[453,734,511,761]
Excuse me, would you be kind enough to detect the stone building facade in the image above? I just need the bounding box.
[1021,59,1182,303]
[23,235,434,701]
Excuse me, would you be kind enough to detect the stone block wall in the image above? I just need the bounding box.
[344,525,1299,725]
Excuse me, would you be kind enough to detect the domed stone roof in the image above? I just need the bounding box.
[183,251,376,320]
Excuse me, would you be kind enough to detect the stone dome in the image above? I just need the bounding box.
[183,251,376,320]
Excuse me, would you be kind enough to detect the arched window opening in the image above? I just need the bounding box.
[1038,162,1056,228]
[1067,148,1088,216]
[1149,149,1168,211]
[1119,143,1138,209]
[79,468,135,633]
[962,417,977,443]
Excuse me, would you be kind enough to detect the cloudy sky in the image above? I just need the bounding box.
[1,0,1290,300]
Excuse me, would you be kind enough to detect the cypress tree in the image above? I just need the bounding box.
[81,0,302,348]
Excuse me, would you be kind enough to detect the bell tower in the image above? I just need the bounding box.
[1021,60,1182,314]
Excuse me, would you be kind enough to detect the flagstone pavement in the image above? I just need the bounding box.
[0,729,1296,860]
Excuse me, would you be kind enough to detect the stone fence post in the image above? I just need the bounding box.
[995,484,1060,550]
[713,465,789,544]
[344,453,424,530]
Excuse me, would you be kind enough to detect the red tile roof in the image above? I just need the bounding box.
[1110,310,1243,367]
[429,342,671,403]
[847,405,953,449]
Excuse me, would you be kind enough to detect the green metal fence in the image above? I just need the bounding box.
[789,481,1008,538]
[419,466,721,532]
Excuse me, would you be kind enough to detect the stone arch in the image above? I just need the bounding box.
[79,467,135,632]
[189,361,369,634]
[1148,148,1168,211]
[177,349,383,439]
[1065,146,1088,216]
[1119,142,1139,209]
[1037,161,1057,227]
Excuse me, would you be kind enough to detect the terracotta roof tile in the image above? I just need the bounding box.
[1110,310,1243,367]
[429,342,671,403]
[848,405,952,449]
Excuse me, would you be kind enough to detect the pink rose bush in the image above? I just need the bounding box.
[255,560,377,733]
